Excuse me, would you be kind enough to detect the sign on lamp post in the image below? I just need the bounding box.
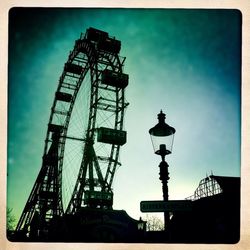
[140,200,193,213]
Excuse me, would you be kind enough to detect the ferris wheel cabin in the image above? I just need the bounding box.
[86,27,121,54]
[101,69,128,89]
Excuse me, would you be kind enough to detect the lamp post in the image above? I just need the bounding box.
[149,110,176,231]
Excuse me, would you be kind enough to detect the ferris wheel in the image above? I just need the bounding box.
[15,27,129,235]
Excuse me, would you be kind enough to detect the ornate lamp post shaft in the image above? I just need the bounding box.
[159,160,170,229]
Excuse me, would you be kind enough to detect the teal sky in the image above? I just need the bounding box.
[8,8,241,224]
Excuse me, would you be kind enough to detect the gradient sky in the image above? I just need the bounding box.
[7,8,241,225]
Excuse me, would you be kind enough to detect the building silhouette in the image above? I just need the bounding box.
[146,175,240,243]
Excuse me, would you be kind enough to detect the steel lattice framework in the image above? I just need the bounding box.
[186,175,223,201]
[15,28,129,238]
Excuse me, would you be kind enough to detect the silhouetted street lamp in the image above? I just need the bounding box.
[149,110,176,230]
[137,217,145,231]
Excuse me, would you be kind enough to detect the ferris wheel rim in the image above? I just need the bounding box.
[43,32,127,214]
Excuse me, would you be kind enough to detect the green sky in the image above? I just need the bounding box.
[8,8,241,224]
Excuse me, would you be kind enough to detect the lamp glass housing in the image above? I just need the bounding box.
[149,110,175,156]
